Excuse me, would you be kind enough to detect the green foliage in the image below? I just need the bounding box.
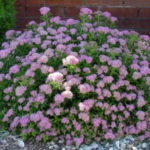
[0,0,16,45]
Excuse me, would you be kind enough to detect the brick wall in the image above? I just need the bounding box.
[16,0,150,35]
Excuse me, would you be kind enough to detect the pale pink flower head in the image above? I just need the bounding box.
[80,7,93,15]
[86,74,97,82]
[103,76,114,83]
[61,117,69,124]
[102,11,111,18]
[124,110,130,118]
[41,65,49,74]
[0,74,4,81]
[56,44,66,51]
[73,136,84,146]
[74,122,81,131]
[111,114,117,120]
[0,61,3,69]
[44,48,54,57]
[38,117,51,130]
[48,72,64,83]
[136,111,145,120]
[111,122,116,128]
[132,72,142,80]
[48,66,54,73]
[36,135,42,141]
[140,66,150,75]
[110,105,118,112]
[78,112,89,122]
[4,86,13,94]
[78,83,91,94]
[130,63,140,70]
[83,67,91,73]
[61,90,73,99]
[54,108,62,116]
[35,94,45,103]
[39,84,52,94]
[2,109,14,122]
[28,20,36,25]
[6,109,14,117]
[97,81,105,88]
[39,7,50,15]
[119,67,128,77]
[25,69,35,77]
[50,16,62,24]
[9,65,20,74]
[110,16,118,22]
[20,116,30,127]
[3,95,10,101]
[92,118,101,127]
[146,77,150,85]
[110,59,122,68]
[137,121,147,131]
[70,28,77,34]
[78,102,86,111]
[66,18,79,26]
[137,96,146,107]
[5,30,15,39]
[66,139,72,145]
[9,116,20,130]
[99,55,109,62]
[38,55,48,63]
[30,63,41,71]
[0,49,10,59]
[30,113,41,122]
[102,89,111,97]
[126,104,135,111]
[63,55,79,66]
[104,130,115,140]
[54,94,64,104]
[15,86,27,96]
[113,91,121,101]
[82,99,95,111]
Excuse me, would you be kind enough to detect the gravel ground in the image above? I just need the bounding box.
[0,132,150,150]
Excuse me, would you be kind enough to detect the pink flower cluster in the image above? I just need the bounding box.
[39,7,50,15]
[48,72,64,83]
[63,55,79,66]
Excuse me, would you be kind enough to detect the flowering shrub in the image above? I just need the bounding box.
[0,7,150,145]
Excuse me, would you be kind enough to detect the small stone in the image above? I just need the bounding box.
[58,140,63,144]
[97,145,104,150]
[127,144,134,149]
[120,143,126,150]
[82,145,92,150]
[90,142,99,149]
[49,146,53,149]
[126,136,135,141]
[109,147,114,150]
[115,141,120,149]
[50,141,55,145]
[53,144,59,148]
[142,143,147,148]
[17,139,25,148]
[132,147,137,150]
[65,146,71,149]
[105,143,110,147]
[1,140,6,143]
